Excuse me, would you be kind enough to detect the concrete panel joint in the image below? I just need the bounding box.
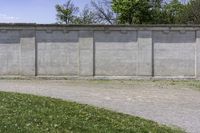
[196,31,200,78]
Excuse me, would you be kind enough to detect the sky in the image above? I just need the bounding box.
[0,0,91,24]
[0,0,189,24]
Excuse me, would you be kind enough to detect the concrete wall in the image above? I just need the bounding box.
[0,24,200,79]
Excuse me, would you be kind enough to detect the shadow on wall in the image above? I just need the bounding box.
[153,31,196,43]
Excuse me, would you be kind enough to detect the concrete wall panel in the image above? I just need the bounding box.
[153,31,196,76]
[0,30,20,75]
[20,29,36,76]
[36,30,79,76]
[137,31,152,76]
[79,31,94,76]
[95,31,138,76]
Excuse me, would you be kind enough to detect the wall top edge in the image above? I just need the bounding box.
[0,23,200,27]
[1,23,200,31]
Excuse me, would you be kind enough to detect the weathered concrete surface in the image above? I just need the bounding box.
[138,31,152,76]
[94,30,138,76]
[0,24,200,79]
[153,31,196,76]
[36,30,79,76]
[0,30,20,75]
[79,31,94,76]
[20,29,36,76]
[0,80,200,133]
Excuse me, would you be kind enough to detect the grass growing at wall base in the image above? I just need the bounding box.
[0,91,184,133]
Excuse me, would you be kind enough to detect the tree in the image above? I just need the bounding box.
[55,0,190,25]
[112,0,153,24]
[74,6,96,24]
[183,0,200,24]
[112,0,188,24]
[150,0,163,8]
[162,0,186,24]
[55,0,79,24]
[56,0,116,24]
[91,0,116,24]
[149,0,167,24]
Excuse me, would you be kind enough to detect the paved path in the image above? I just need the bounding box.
[0,80,200,133]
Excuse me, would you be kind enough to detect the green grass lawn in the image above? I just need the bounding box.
[0,91,184,133]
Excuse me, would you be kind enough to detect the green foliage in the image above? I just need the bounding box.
[55,0,115,24]
[55,0,79,24]
[55,0,200,24]
[91,0,116,24]
[112,0,188,24]
[112,0,153,24]
[162,0,186,24]
[73,6,96,24]
[55,0,96,24]
[0,92,184,133]
[183,0,200,24]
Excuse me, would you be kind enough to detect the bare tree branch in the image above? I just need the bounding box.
[91,0,116,24]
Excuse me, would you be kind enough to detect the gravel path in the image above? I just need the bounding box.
[0,80,200,133]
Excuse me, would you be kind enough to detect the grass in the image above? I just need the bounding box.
[151,80,200,91]
[180,80,200,91]
[87,79,200,91]
[0,91,184,133]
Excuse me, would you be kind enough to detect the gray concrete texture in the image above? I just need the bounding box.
[0,24,200,79]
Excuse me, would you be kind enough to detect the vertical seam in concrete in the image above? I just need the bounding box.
[34,26,38,76]
[136,30,139,76]
[152,30,154,77]
[78,30,80,77]
[19,29,22,76]
[93,30,96,76]
[195,30,197,78]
